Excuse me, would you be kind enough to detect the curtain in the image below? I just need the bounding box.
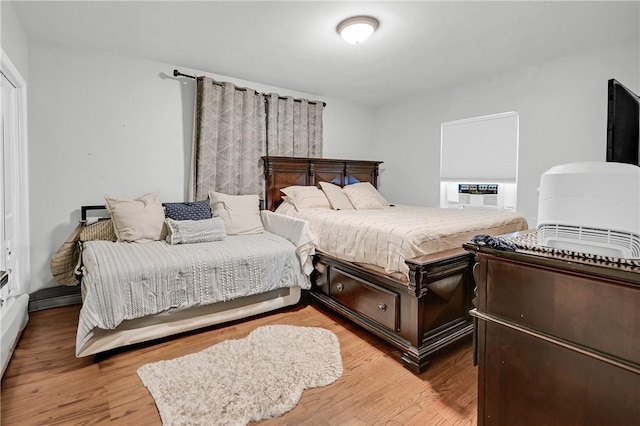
[190,77,266,200]
[266,94,323,157]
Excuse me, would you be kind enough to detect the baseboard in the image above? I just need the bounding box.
[28,285,82,312]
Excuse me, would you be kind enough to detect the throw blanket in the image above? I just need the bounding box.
[261,211,317,275]
[275,203,528,276]
[76,232,311,356]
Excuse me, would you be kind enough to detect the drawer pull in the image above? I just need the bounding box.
[336,283,345,292]
[377,303,387,312]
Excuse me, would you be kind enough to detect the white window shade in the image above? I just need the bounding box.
[440,112,519,183]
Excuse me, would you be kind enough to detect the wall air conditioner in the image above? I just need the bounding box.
[537,161,640,258]
[441,182,516,210]
[457,184,499,207]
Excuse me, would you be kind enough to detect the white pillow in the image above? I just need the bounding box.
[104,192,167,242]
[342,182,389,210]
[208,191,265,235]
[319,182,354,210]
[280,186,331,211]
[274,198,299,216]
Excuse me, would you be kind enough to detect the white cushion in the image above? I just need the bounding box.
[342,182,389,210]
[208,191,264,235]
[319,182,354,210]
[165,217,227,245]
[104,192,167,242]
[274,198,298,216]
[280,186,331,211]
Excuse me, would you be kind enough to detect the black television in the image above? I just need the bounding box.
[606,79,640,166]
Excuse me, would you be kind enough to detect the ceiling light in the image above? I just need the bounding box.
[337,16,379,44]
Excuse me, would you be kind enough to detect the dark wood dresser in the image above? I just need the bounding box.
[464,239,640,426]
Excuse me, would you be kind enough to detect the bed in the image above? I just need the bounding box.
[75,205,316,357]
[262,155,528,372]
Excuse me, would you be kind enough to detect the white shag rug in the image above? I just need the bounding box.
[137,325,343,426]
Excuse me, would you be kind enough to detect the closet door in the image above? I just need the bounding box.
[1,52,29,298]
[0,59,30,379]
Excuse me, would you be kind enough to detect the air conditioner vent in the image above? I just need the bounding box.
[483,195,498,206]
[537,224,640,259]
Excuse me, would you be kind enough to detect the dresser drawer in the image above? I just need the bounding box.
[485,260,640,365]
[330,267,399,332]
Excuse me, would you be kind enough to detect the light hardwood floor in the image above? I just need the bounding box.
[1,302,477,425]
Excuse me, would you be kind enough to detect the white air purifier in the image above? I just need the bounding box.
[537,161,640,258]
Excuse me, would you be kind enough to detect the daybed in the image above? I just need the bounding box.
[262,155,528,372]
[75,198,316,357]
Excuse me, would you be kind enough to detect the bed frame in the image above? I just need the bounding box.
[263,156,474,373]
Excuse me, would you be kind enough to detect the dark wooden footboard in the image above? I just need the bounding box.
[309,248,474,373]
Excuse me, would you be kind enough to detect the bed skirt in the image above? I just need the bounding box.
[77,286,301,357]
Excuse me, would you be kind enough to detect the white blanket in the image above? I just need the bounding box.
[274,203,528,276]
[261,210,318,275]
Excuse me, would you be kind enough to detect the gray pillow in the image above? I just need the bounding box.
[165,217,227,245]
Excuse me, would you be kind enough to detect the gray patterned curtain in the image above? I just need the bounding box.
[266,94,323,157]
[189,77,266,200]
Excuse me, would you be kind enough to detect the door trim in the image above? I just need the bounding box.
[1,48,30,295]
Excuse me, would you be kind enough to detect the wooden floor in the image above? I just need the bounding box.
[1,302,477,425]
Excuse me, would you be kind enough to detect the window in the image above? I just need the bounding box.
[440,112,519,210]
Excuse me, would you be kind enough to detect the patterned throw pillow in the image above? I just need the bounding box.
[79,219,117,242]
[165,217,227,245]
[164,200,212,221]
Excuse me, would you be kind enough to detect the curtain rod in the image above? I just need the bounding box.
[173,69,196,80]
[172,69,326,107]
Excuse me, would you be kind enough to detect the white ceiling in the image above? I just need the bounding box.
[12,1,640,107]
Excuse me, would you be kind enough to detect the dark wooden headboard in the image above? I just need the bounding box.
[262,156,383,211]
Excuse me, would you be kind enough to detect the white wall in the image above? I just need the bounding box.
[27,41,374,292]
[27,38,639,292]
[1,1,29,80]
[371,40,639,228]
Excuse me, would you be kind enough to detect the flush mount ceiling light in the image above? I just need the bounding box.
[337,16,379,44]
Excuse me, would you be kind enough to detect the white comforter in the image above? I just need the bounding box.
[275,203,528,276]
[77,217,316,356]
